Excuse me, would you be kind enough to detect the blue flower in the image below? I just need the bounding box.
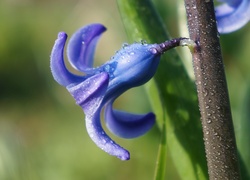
[215,0,250,33]
[50,23,184,160]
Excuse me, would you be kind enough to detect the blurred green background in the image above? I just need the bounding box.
[0,0,249,179]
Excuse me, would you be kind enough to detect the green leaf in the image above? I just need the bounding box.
[117,0,208,179]
[237,83,250,179]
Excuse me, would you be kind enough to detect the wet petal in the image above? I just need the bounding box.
[215,0,250,33]
[67,73,130,160]
[67,23,106,71]
[104,101,155,139]
[85,107,130,160]
[67,72,108,113]
[102,43,161,102]
[50,32,85,86]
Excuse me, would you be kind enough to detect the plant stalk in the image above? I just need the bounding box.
[183,0,241,179]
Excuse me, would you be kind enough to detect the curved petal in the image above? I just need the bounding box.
[215,0,250,33]
[215,4,234,17]
[85,107,130,160]
[104,100,155,139]
[67,23,107,72]
[67,73,130,160]
[50,32,85,86]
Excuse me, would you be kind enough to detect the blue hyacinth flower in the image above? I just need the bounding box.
[50,23,185,160]
[215,0,250,33]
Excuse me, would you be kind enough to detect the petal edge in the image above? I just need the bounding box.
[50,32,85,86]
[67,23,107,71]
[105,101,156,139]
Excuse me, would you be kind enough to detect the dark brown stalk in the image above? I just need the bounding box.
[183,0,241,179]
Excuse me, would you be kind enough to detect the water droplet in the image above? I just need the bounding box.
[82,41,85,45]
[122,43,129,49]
[141,40,147,45]
[217,32,220,38]
[104,64,110,72]
[207,118,212,124]
[160,43,165,48]
[110,74,114,78]
[203,88,208,96]
[129,52,135,55]
[150,48,158,54]
[206,131,210,135]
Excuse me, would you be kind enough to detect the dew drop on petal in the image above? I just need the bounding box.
[140,40,147,45]
[104,64,110,72]
[122,43,129,49]
[129,52,135,55]
[150,48,158,54]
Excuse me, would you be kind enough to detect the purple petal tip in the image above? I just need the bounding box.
[57,32,67,39]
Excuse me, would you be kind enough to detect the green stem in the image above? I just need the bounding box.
[153,121,167,180]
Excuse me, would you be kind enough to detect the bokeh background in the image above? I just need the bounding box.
[0,0,249,179]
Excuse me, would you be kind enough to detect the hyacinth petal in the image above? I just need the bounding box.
[67,24,107,71]
[215,4,234,17]
[216,0,250,33]
[217,0,241,7]
[102,43,161,102]
[104,101,155,139]
[67,72,109,113]
[67,73,130,160]
[85,107,130,160]
[50,32,85,86]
